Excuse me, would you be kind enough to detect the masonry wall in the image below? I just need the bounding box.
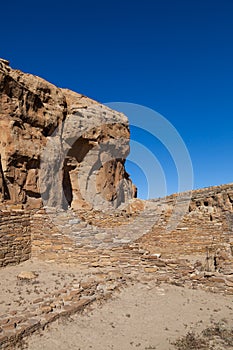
[151,183,233,210]
[0,183,233,268]
[0,209,31,267]
[30,209,106,265]
[139,184,233,260]
[30,209,79,263]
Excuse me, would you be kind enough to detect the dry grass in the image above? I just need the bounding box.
[172,331,209,350]
[172,320,233,350]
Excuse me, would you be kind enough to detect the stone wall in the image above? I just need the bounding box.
[0,208,31,267]
[150,183,233,213]
[30,183,233,264]
[140,183,233,262]
[0,183,232,268]
[30,209,78,263]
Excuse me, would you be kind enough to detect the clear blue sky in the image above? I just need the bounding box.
[1,0,232,198]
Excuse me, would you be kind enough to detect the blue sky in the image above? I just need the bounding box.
[1,0,232,198]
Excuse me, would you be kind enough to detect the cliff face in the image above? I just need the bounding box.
[0,58,136,210]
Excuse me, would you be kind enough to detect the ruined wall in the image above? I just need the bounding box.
[0,208,31,267]
[0,184,233,268]
[30,208,78,263]
[150,183,233,217]
[30,183,233,265]
[140,183,233,261]
[188,183,233,214]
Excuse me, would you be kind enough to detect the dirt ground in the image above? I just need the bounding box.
[23,281,233,350]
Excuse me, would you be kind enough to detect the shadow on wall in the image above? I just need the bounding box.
[62,137,94,209]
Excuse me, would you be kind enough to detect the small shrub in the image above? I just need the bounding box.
[172,331,209,350]
[202,322,233,347]
[172,322,233,349]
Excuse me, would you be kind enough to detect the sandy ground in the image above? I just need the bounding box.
[24,281,233,350]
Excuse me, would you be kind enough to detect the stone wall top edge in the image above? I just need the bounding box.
[148,183,233,203]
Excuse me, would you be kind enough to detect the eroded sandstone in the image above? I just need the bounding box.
[0,58,233,350]
[0,58,135,210]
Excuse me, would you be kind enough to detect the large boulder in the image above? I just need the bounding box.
[0,58,136,210]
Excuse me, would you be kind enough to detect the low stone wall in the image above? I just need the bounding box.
[0,183,233,268]
[0,209,31,267]
[138,184,233,264]
[30,209,78,263]
[150,183,233,212]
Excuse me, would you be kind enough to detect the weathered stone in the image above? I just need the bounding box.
[39,305,53,314]
[17,271,37,280]
[32,298,44,304]
[0,59,135,211]
[144,267,158,273]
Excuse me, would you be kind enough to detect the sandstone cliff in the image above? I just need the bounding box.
[0,58,136,210]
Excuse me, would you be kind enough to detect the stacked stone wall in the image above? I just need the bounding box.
[0,208,31,267]
[0,183,232,268]
[30,209,78,263]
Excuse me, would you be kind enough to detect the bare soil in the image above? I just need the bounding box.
[23,281,233,350]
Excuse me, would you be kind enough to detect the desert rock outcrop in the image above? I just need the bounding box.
[0,58,135,210]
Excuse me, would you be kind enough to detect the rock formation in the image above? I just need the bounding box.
[0,58,136,210]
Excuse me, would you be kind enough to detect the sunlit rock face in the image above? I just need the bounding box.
[0,58,136,210]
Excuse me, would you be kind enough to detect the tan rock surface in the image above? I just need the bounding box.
[17,271,37,280]
[0,58,135,210]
